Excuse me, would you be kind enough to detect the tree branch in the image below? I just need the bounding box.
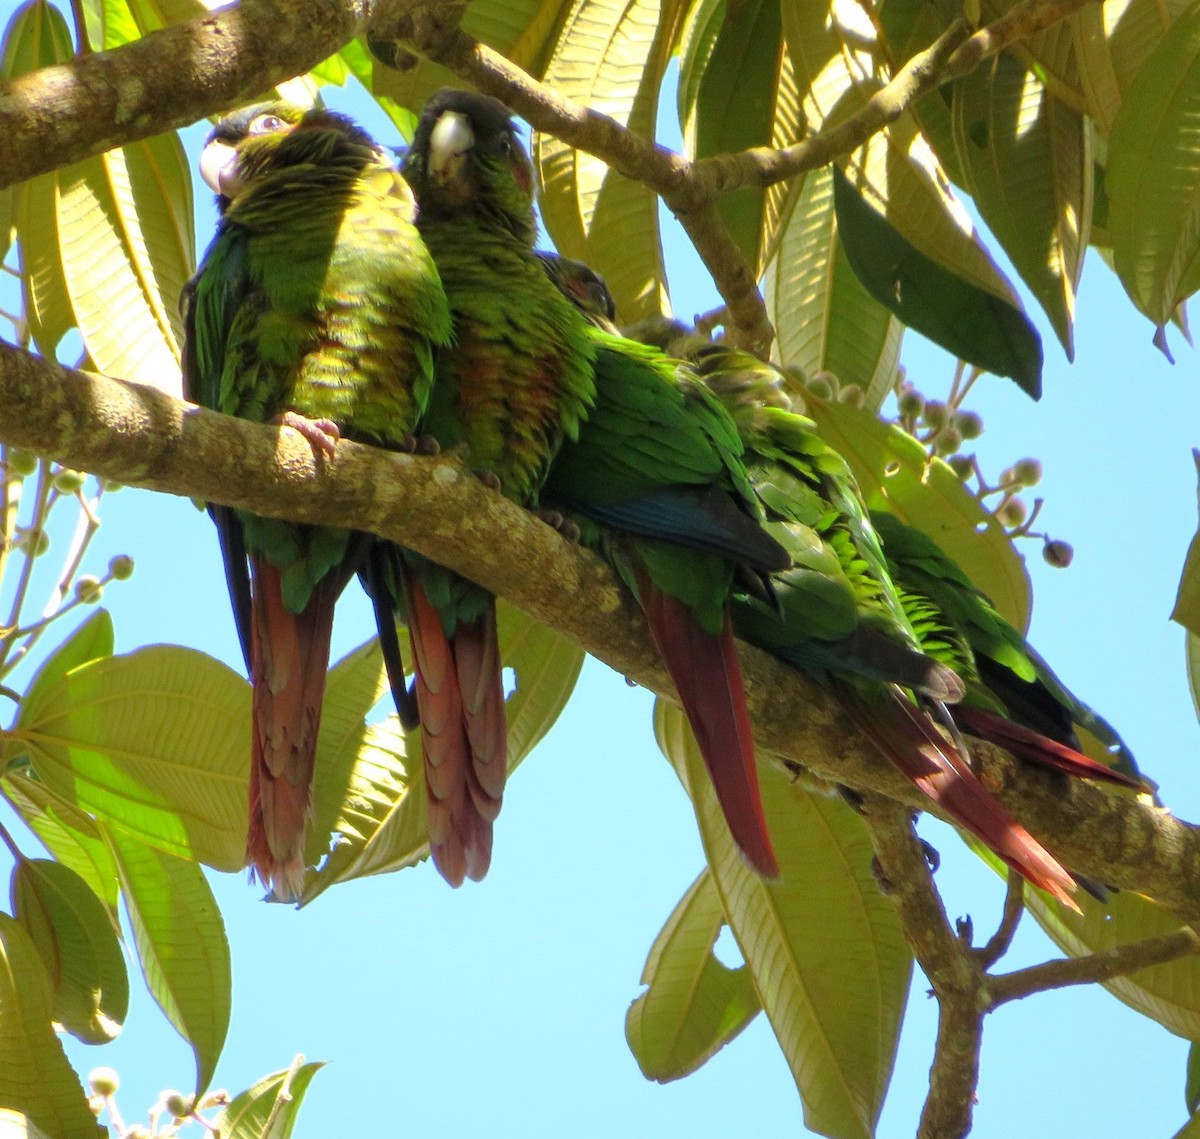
[4,340,1200,930]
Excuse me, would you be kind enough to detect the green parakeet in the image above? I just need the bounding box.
[183,103,452,898]
[404,91,789,877]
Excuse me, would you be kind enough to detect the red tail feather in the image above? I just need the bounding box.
[840,685,1079,909]
[641,582,778,878]
[245,558,338,901]
[954,707,1144,790]
[403,572,507,886]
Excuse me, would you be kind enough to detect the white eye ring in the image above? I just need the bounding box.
[249,113,285,135]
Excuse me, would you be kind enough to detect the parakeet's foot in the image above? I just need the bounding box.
[473,469,503,491]
[534,509,580,543]
[275,412,340,459]
[396,433,441,456]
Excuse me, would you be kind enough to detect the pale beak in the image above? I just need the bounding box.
[428,111,474,185]
[199,140,244,198]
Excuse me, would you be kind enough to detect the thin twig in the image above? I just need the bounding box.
[259,1053,306,1138]
[943,0,1099,81]
[976,870,1025,969]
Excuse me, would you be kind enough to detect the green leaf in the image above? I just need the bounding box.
[681,0,783,272]
[216,1061,324,1139]
[656,702,911,1139]
[535,0,686,323]
[626,867,760,1081]
[0,0,72,78]
[106,828,230,1096]
[764,165,903,411]
[1108,0,1200,328]
[1,775,120,910]
[1171,450,1200,640]
[833,164,1043,398]
[0,1108,55,1139]
[801,393,1032,631]
[952,56,1091,358]
[10,858,128,1044]
[18,608,114,729]
[0,915,104,1139]
[1172,1111,1200,1139]
[1187,1041,1200,1115]
[17,645,249,871]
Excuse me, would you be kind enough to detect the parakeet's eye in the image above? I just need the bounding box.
[249,113,286,136]
[495,134,513,156]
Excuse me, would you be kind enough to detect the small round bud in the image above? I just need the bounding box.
[7,449,39,477]
[18,529,50,557]
[810,369,840,393]
[948,454,974,480]
[127,1128,152,1139]
[954,410,984,439]
[1012,458,1043,487]
[837,383,865,408]
[897,391,925,418]
[933,426,963,456]
[199,1089,231,1110]
[923,400,949,429]
[53,468,86,494]
[100,478,123,493]
[805,377,835,400]
[163,1091,194,1119]
[75,576,103,604]
[88,1067,119,1097]
[997,497,1028,527]
[108,555,135,581]
[88,1096,104,1117]
[1043,538,1074,568]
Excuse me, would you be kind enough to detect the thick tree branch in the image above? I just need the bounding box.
[3,341,1200,928]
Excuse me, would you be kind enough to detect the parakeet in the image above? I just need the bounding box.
[404,90,788,877]
[183,102,452,898]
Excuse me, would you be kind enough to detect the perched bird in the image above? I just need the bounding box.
[869,511,1143,789]
[405,90,789,877]
[184,102,452,898]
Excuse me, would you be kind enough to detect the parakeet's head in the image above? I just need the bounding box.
[403,89,536,239]
[536,251,620,332]
[199,102,378,206]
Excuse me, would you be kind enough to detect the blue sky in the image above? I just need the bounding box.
[3,57,1200,1139]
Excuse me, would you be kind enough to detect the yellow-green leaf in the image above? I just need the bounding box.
[952,56,1091,358]
[106,828,230,1096]
[0,0,72,79]
[0,1108,55,1139]
[10,859,127,1044]
[626,867,760,1081]
[19,608,114,729]
[535,0,687,323]
[0,915,104,1139]
[17,645,249,871]
[216,1061,324,1139]
[802,394,1032,630]
[764,165,903,410]
[656,703,912,1139]
[1107,0,1200,328]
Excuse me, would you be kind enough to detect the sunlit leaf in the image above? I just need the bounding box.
[834,165,1043,398]
[1171,449,1200,640]
[764,165,903,410]
[106,828,230,1096]
[18,609,114,729]
[1187,1040,1200,1115]
[656,703,911,1139]
[535,0,687,323]
[1107,0,1200,329]
[10,859,127,1044]
[952,56,1091,358]
[626,867,760,1081]
[0,1108,55,1139]
[216,1061,324,1139]
[17,645,249,871]
[0,915,103,1139]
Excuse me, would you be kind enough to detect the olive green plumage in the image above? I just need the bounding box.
[184,102,451,898]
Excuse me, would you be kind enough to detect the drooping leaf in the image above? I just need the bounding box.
[17,645,249,871]
[10,858,128,1044]
[764,165,903,410]
[0,915,104,1139]
[800,393,1032,631]
[535,0,687,322]
[1187,1041,1200,1115]
[656,702,912,1139]
[952,56,1091,358]
[626,867,760,1081]
[215,1061,324,1139]
[1107,0,1200,330]
[833,164,1044,398]
[106,828,230,1096]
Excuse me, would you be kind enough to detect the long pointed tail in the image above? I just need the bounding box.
[246,558,339,901]
[953,707,1145,790]
[837,684,1078,908]
[642,582,778,878]
[402,571,507,886]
